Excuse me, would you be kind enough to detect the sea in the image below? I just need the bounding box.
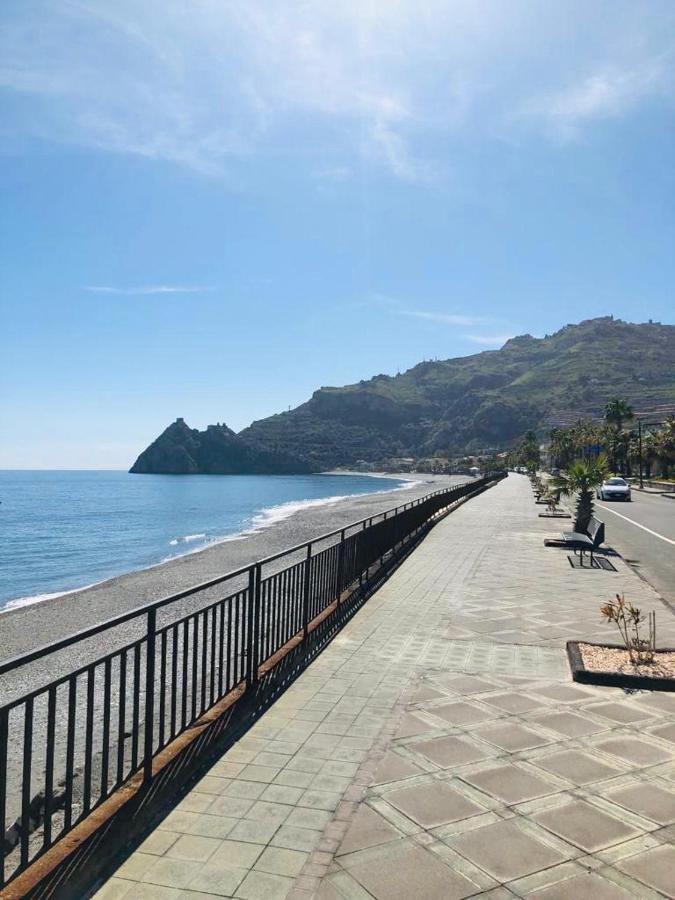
[0,470,411,612]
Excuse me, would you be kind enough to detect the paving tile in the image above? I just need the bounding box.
[239,765,282,783]
[227,819,280,845]
[483,693,541,714]
[254,846,308,876]
[633,692,675,714]
[188,814,239,839]
[165,834,222,862]
[207,796,255,818]
[138,831,181,856]
[532,750,621,785]
[210,762,246,779]
[528,871,634,899]
[414,684,447,702]
[245,800,293,826]
[323,760,360,777]
[596,737,674,768]
[122,885,184,899]
[384,781,484,827]
[617,844,675,897]
[395,713,433,737]
[436,675,497,695]
[587,702,655,725]
[92,878,133,899]
[372,750,424,784]
[193,775,231,795]
[273,769,315,789]
[464,763,559,804]
[186,860,248,896]
[337,805,402,855]
[474,723,550,753]
[157,810,202,833]
[224,781,267,800]
[141,858,203,890]
[607,782,675,825]
[649,722,675,745]
[345,844,480,899]
[176,793,214,814]
[210,840,265,869]
[115,852,158,881]
[271,824,322,852]
[310,774,352,793]
[298,789,342,811]
[531,685,595,703]
[285,806,332,830]
[260,784,305,805]
[235,869,294,900]
[414,734,490,768]
[533,712,609,738]
[448,819,567,882]
[429,701,498,726]
[533,800,640,852]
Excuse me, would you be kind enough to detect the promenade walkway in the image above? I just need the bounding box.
[96,475,675,899]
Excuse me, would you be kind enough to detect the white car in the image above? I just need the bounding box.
[596,477,632,502]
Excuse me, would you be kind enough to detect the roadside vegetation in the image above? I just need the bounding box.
[548,399,675,480]
[550,456,608,532]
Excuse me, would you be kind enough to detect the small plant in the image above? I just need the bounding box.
[600,593,656,665]
[551,456,608,533]
[545,490,560,513]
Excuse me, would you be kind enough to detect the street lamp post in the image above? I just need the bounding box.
[638,420,644,489]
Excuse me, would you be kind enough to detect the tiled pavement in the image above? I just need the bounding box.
[96,475,675,899]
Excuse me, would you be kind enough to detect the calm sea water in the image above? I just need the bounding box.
[0,471,409,610]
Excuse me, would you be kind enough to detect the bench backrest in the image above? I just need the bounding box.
[587,517,605,546]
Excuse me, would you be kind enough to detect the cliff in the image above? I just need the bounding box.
[130,418,311,475]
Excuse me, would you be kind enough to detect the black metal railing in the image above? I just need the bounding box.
[0,474,502,885]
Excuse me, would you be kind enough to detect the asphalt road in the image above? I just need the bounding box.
[594,490,675,608]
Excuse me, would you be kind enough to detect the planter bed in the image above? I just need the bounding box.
[567,640,675,691]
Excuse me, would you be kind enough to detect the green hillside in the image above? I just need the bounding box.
[130,317,675,474]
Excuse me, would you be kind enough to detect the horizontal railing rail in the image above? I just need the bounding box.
[0,473,504,886]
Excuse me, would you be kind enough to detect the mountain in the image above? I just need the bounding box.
[129,418,312,475]
[130,317,675,474]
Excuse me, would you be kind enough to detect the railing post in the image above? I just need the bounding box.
[360,520,367,589]
[303,544,312,639]
[143,607,156,784]
[246,565,261,686]
[0,706,6,889]
[336,530,345,602]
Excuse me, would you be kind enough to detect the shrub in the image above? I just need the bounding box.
[600,593,656,665]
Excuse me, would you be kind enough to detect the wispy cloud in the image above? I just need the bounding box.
[521,55,673,140]
[463,333,514,347]
[1,1,673,178]
[400,310,484,327]
[366,292,488,327]
[84,285,212,295]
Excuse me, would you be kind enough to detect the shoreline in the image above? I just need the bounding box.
[0,472,456,667]
[1,471,422,616]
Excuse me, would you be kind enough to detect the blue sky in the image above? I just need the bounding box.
[1,1,674,468]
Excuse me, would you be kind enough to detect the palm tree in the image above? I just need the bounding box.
[653,418,675,479]
[604,398,634,472]
[643,432,657,480]
[551,455,608,533]
[604,397,634,432]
